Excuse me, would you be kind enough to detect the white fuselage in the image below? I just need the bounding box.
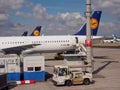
[0,35,102,54]
[103,39,120,43]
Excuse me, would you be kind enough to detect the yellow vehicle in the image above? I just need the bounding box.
[54,53,64,60]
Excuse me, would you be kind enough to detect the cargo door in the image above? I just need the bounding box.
[75,37,78,44]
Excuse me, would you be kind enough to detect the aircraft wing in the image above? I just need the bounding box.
[2,44,40,55]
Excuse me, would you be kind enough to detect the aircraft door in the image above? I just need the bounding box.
[75,37,79,44]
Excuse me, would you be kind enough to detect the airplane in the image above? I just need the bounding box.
[103,34,120,43]
[112,34,120,42]
[56,11,102,55]
[22,26,41,36]
[0,11,102,55]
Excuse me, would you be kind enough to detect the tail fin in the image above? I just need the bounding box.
[74,11,102,36]
[31,26,41,36]
[112,34,117,40]
[22,31,28,36]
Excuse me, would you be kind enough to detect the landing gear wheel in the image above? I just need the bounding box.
[66,80,72,86]
[83,78,90,85]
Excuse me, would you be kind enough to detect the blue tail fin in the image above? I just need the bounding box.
[74,11,102,36]
[31,26,41,36]
[22,31,28,36]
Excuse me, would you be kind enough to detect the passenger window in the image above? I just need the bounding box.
[28,67,33,71]
[35,66,41,71]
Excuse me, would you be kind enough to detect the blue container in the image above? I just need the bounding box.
[8,72,20,81]
[24,71,45,81]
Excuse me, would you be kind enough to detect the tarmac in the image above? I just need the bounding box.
[9,47,120,90]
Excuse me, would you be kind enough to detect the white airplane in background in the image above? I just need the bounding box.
[103,34,120,43]
[0,11,102,55]
[0,35,102,55]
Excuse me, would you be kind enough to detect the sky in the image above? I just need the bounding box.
[0,0,120,36]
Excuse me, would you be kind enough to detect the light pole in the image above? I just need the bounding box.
[86,0,92,73]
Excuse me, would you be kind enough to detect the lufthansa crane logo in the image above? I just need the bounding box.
[91,18,98,29]
[34,30,40,36]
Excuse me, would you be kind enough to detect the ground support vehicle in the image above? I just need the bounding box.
[52,65,92,86]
